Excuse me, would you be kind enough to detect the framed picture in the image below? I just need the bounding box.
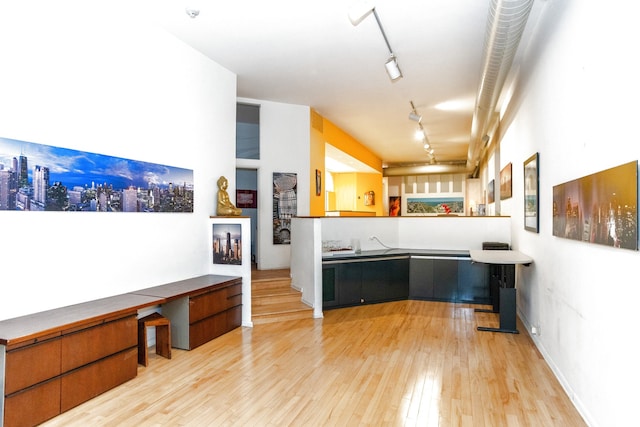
[524,153,539,232]
[364,191,375,206]
[406,197,463,215]
[212,223,242,265]
[500,162,513,200]
[316,169,321,196]
[389,196,401,216]
[273,172,297,245]
[552,160,637,249]
[236,190,257,208]
[487,179,495,204]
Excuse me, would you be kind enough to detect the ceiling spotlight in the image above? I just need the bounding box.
[423,143,430,150]
[409,101,423,122]
[349,1,402,82]
[186,8,200,18]
[409,112,422,123]
[385,55,402,81]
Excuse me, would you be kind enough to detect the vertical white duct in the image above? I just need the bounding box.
[467,0,535,174]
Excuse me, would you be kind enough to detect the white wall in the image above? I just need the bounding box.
[497,1,640,425]
[0,2,237,320]
[320,217,511,252]
[237,98,311,270]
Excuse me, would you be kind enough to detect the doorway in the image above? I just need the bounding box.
[236,168,258,268]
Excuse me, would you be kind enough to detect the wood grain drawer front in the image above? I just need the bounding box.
[226,304,242,330]
[4,378,61,427]
[189,305,242,350]
[60,347,138,412]
[189,283,242,324]
[60,315,137,373]
[4,338,61,395]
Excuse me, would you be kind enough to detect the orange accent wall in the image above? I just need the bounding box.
[322,118,383,173]
[332,172,383,216]
[309,112,384,216]
[309,110,325,216]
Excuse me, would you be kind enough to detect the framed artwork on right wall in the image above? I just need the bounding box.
[524,152,539,232]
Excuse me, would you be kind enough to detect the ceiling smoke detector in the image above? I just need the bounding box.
[185,8,200,19]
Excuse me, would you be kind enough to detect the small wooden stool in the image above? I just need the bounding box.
[138,312,171,366]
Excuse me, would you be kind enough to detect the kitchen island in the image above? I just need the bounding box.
[322,249,490,309]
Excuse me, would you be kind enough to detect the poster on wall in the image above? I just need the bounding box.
[552,160,638,250]
[273,172,297,244]
[487,179,495,204]
[406,197,463,215]
[389,196,401,216]
[500,162,513,200]
[236,190,257,208]
[212,223,242,264]
[0,136,193,212]
[524,153,539,232]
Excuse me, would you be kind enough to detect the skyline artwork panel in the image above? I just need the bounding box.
[0,136,193,212]
[552,160,637,250]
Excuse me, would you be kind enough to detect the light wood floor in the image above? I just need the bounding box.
[42,300,585,426]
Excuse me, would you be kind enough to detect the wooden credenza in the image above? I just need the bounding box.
[0,275,242,427]
[0,294,160,427]
[133,275,243,350]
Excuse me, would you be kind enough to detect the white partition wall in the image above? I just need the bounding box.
[209,217,253,327]
[319,217,511,251]
[290,218,323,318]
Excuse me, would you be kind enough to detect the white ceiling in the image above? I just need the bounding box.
[148,0,540,173]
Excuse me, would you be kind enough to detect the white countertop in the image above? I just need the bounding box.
[469,250,533,265]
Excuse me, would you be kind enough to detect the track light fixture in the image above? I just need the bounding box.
[384,55,402,81]
[409,101,422,123]
[408,111,422,123]
[349,1,403,82]
[409,101,435,160]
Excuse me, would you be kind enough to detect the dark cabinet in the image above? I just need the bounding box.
[409,257,434,299]
[410,256,458,301]
[433,258,458,301]
[458,259,490,304]
[324,253,490,308]
[322,263,361,307]
[323,257,409,308]
[410,256,489,304]
[361,258,409,303]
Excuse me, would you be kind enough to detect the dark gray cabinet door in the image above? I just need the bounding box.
[457,260,490,304]
[433,258,458,301]
[409,257,434,299]
[336,262,362,306]
[322,265,339,307]
[361,258,409,303]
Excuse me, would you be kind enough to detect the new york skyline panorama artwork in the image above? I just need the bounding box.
[0,136,193,212]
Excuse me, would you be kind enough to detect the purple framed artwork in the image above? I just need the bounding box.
[236,190,257,208]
